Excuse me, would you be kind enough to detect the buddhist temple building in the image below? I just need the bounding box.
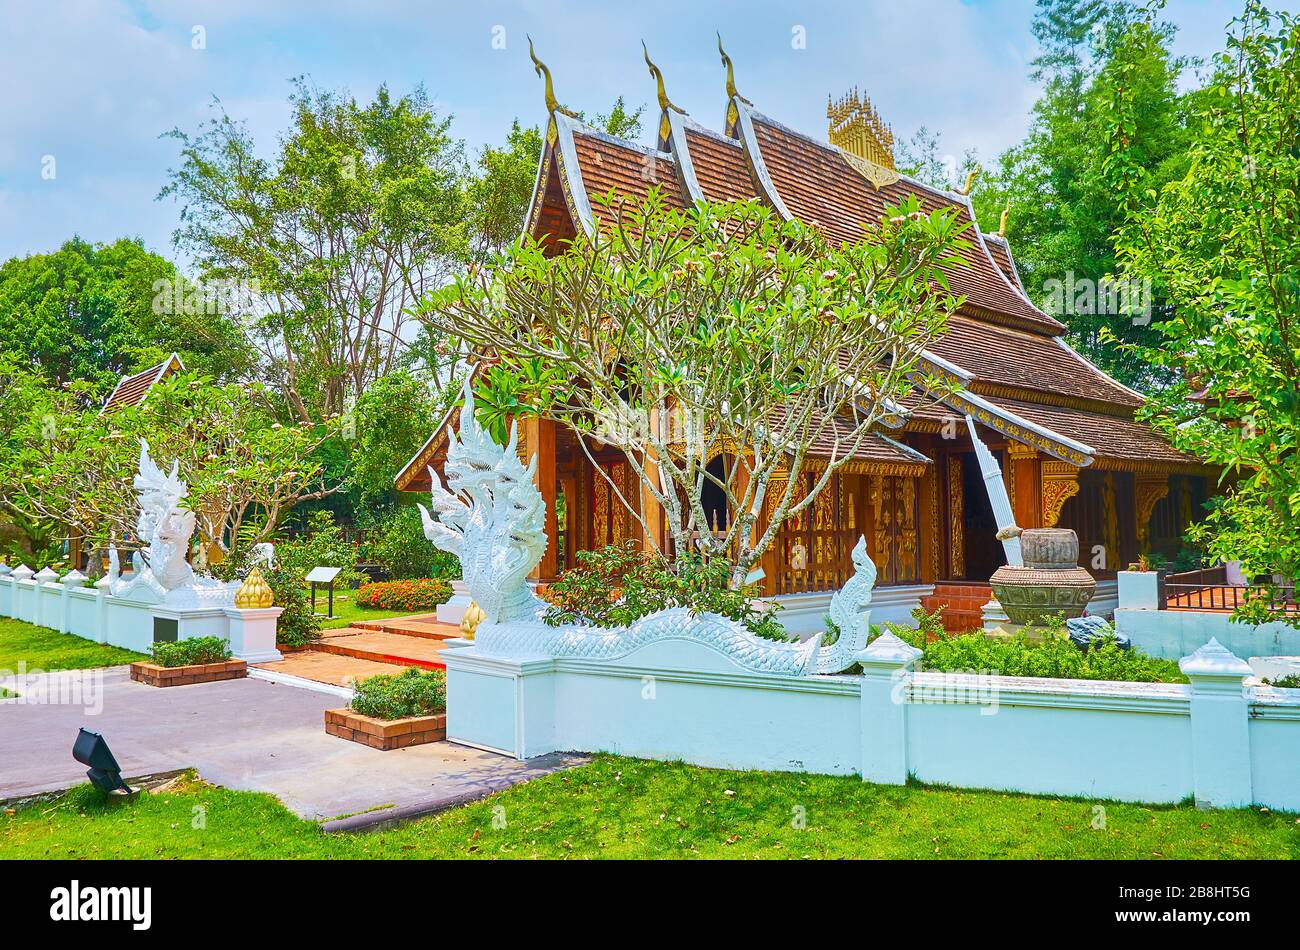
[100,353,185,415]
[396,42,1214,631]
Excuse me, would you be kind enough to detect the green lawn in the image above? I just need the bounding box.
[311,589,439,630]
[0,617,143,673]
[3,755,1295,859]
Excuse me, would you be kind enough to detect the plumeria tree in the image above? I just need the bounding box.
[418,193,967,585]
[1108,3,1300,624]
[0,371,341,567]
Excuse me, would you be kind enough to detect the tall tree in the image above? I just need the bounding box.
[160,79,470,423]
[1110,3,1300,624]
[972,0,1191,387]
[0,237,250,397]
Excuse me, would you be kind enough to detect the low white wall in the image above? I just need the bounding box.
[443,633,1300,812]
[1115,608,1300,661]
[0,571,281,663]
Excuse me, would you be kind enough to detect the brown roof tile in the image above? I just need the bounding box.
[101,355,182,414]
[683,127,757,203]
[572,131,683,228]
[991,396,1194,466]
[927,316,1142,408]
[747,114,1063,334]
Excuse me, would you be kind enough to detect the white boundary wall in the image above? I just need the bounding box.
[1115,570,1300,660]
[0,568,281,662]
[443,632,1300,811]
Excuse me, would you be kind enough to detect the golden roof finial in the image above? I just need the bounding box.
[717,33,751,105]
[643,41,685,114]
[527,35,575,118]
[827,87,895,170]
[999,201,1011,237]
[958,167,980,195]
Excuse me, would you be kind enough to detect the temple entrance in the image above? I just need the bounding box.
[960,452,1006,581]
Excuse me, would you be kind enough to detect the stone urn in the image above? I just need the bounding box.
[989,528,1096,626]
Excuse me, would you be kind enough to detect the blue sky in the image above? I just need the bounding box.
[0,0,1280,266]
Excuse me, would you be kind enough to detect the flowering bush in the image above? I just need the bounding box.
[542,542,788,642]
[355,578,452,612]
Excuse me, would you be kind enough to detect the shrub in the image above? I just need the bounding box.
[149,636,232,668]
[358,505,461,580]
[543,542,789,642]
[276,510,364,588]
[350,667,446,720]
[355,578,453,612]
[211,540,321,647]
[1266,674,1300,689]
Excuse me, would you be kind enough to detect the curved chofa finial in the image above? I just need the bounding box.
[958,167,980,196]
[643,41,685,114]
[999,201,1011,237]
[527,34,575,118]
[717,32,751,105]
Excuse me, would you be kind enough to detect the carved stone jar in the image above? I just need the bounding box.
[989,528,1096,625]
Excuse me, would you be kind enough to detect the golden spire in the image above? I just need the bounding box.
[717,33,751,105]
[957,168,980,195]
[826,87,895,170]
[527,35,575,118]
[643,41,684,114]
[999,201,1011,237]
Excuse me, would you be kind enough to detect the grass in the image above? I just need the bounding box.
[2,755,1295,859]
[0,617,143,674]
[310,589,433,630]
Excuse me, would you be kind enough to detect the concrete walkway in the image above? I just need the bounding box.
[0,665,583,826]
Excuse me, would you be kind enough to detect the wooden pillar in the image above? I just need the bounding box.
[918,455,940,584]
[640,412,665,556]
[523,416,558,582]
[1007,443,1042,530]
[946,455,964,580]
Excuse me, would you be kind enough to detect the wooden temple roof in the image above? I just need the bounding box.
[100,353,184,415]
[395,45,1205,491]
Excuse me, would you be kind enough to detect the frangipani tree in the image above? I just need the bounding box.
[0,371,341,565]
[418,193,967,585]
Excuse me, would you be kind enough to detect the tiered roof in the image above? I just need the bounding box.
[513,41,1204,475]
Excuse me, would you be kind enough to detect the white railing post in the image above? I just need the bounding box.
[857,632,923,785]
[33,567,59,629]
[0,564,12,617]
[60,569,87,635]
[11,565,34,623]
[1180,638,1253,809]
[94,576,111,644]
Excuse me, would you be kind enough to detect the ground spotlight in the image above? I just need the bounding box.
[72,727,134,797]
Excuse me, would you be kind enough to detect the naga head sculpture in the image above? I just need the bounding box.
[132,440,196,592]
[418,380,547,624]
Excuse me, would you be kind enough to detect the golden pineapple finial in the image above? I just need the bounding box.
[827,87,895,170]
[460,600,485,640]
[234,567,274,609]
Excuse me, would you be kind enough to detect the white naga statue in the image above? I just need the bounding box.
[419,383,876,675]
[108,440,237,606]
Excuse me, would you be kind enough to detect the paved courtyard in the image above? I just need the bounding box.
[0,666,582,828]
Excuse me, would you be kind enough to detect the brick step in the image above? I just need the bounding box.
[309,630,449,670]
[346,615,461,640]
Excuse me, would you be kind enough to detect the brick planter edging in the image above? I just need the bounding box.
[129,660,247,688]
[324,707,447,750]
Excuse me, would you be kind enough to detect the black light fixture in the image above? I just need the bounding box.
[72,728,134,797]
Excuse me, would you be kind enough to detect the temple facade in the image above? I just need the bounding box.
[396,44,1213,630]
